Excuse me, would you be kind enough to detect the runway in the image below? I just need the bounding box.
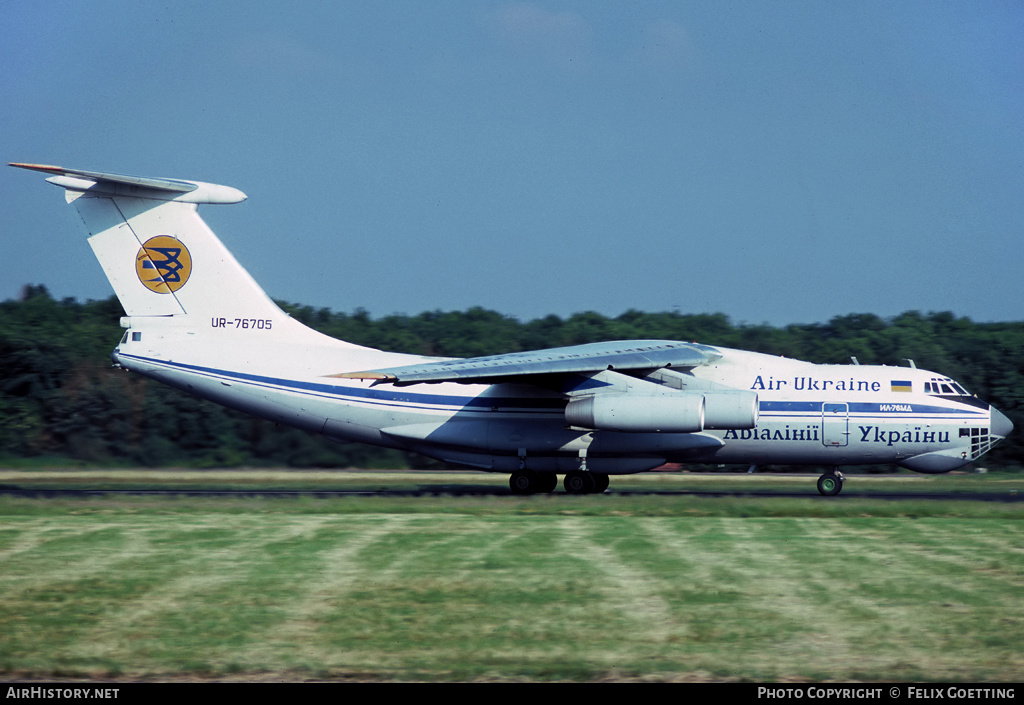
[0,484,1020,501]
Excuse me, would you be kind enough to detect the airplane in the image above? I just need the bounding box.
[10,162,1013,496]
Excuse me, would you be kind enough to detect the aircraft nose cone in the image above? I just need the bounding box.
[991,406,1014,439]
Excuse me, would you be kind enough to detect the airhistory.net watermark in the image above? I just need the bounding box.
[6,688,119,699]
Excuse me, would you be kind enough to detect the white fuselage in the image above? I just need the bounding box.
[112,321,1001,475]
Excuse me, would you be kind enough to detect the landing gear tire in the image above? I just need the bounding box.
[537,472,559,494]
[509,469,539,495]
[564,471,596,494]
[591,473,609,493]
[817,472,844,496]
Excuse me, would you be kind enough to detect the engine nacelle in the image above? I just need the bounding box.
[702,390,759,430]
[565,390,758,433]
[565,392,706,433]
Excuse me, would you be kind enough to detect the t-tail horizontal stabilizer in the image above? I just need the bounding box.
[9,163,246,204]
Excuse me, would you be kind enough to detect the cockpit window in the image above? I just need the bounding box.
[925,376,988,409]
[926,378,970,396]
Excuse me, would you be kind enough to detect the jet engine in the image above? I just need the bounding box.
[565,390,758,433]
[701,390,759,430]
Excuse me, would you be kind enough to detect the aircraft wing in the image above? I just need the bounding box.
[331,340,719,385]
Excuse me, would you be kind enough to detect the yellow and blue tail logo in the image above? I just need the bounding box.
[135,236,192,294]
[12,163,291,323]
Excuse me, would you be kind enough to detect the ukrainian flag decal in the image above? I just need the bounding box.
[890,380,912,392]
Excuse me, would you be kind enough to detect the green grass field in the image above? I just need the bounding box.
[1,470,1022,682]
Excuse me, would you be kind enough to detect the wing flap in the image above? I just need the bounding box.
[331,340,718,385]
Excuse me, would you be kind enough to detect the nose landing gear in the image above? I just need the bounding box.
[816,470,845,496]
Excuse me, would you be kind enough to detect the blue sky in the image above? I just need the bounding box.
[3,1,1022,326]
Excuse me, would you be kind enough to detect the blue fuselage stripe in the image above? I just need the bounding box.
[119,353,564,412]
[119,353,989,420]
[758,400,985,416]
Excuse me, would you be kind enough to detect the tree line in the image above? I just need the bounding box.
[2,285,1020,470]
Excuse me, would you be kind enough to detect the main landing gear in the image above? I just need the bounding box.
[508,469,558,495]
[508,469,608,495]
[563,470,609,494]
[816,469,845,496]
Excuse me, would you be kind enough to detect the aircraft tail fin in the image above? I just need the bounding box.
[11,163,285,325]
